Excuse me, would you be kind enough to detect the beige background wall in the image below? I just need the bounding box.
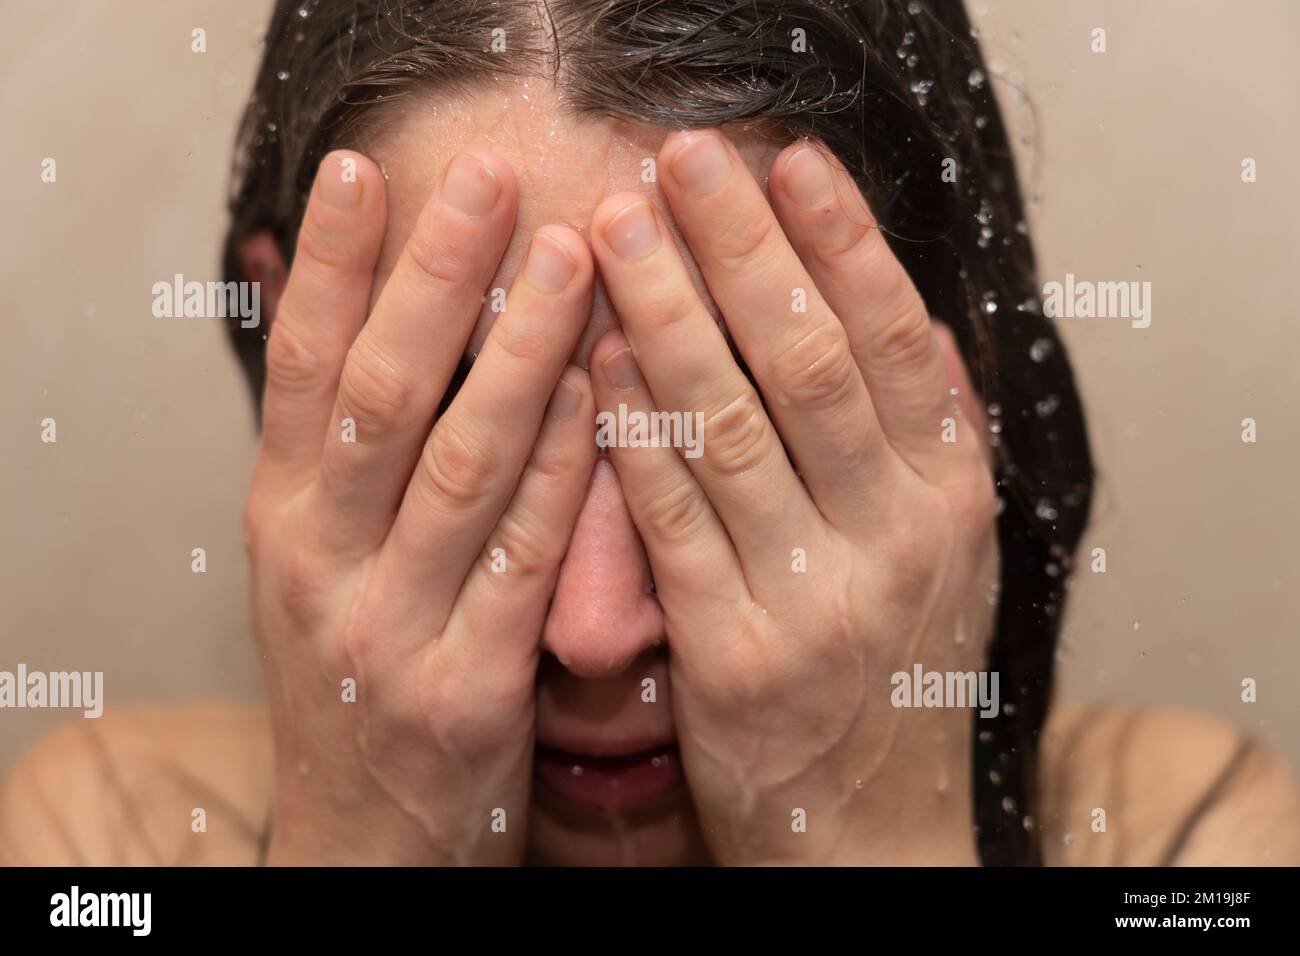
[2,1,1297,771]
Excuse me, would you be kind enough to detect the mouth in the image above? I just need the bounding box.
[533,741,685,814]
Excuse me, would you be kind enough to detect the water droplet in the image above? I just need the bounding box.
[570,765,584,777]
[276,70,290,81]
[968,68,986,89]
[988,769,1002,785]
[1001,796,1018,814]
[1029,337,1054,362]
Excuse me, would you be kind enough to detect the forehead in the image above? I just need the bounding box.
[358,78,784,362]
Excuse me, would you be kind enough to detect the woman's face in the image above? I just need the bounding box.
[356,80,784,865]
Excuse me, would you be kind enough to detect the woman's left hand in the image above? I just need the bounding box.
[588,130,1000,865]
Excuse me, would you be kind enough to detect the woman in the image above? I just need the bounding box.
[2,0,1297,866]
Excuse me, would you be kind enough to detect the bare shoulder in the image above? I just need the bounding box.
[1039,701,1300,866]
[0,702,272,866]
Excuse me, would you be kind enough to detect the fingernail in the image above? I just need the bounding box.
[318,154,362,208]
[443,153,501,217]
[548,371,583,420]
[602,347,642,391]
[784,146,836,209]
[523,232,577,294]
[671,134,731,194]
[604,201,661,261]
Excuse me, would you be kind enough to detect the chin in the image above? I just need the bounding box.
[525,791,712,866]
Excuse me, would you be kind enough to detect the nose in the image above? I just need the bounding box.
[541,459,664,678]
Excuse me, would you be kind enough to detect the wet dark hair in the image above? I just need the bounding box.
[222,0,1093,865]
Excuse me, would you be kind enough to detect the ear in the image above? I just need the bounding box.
[931,319,992,466]
[237,230,289,330]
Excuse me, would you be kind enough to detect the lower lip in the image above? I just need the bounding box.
[534,743,684,814]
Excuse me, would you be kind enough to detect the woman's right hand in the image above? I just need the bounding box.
[242,149,596,864]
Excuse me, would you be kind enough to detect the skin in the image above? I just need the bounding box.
[3,84,1299,866]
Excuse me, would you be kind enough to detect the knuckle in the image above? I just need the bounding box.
[488,511,557,579]
[404,224,471,290]
[526,440,576,484]
[276,542,331,630]
[240,490,275,559]
[337,341,416,438]
[721,646,784,708]
[880,511,947,604]
[420,419,497,505]
[812,205,878,264]
[296,203,361,273]
[700,391,772,479]
[641,475,712,544]
[869,303,933,377]
[418,663,526,752]
[952,470,999,536]
[264,313,324,394]
[708,210,777,275]
[769,322,858,411]
[338,611,382,679]
[485,312,551,365]
[629,278,699,332]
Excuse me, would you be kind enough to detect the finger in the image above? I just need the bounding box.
[656,129,900,526]
[312,149,518,554]
[259,150,386,481]
[767,140,969,477]
[589,193,821,570]
[376,225,594,648]
[588,330,745,616]
[448,366,597,665]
